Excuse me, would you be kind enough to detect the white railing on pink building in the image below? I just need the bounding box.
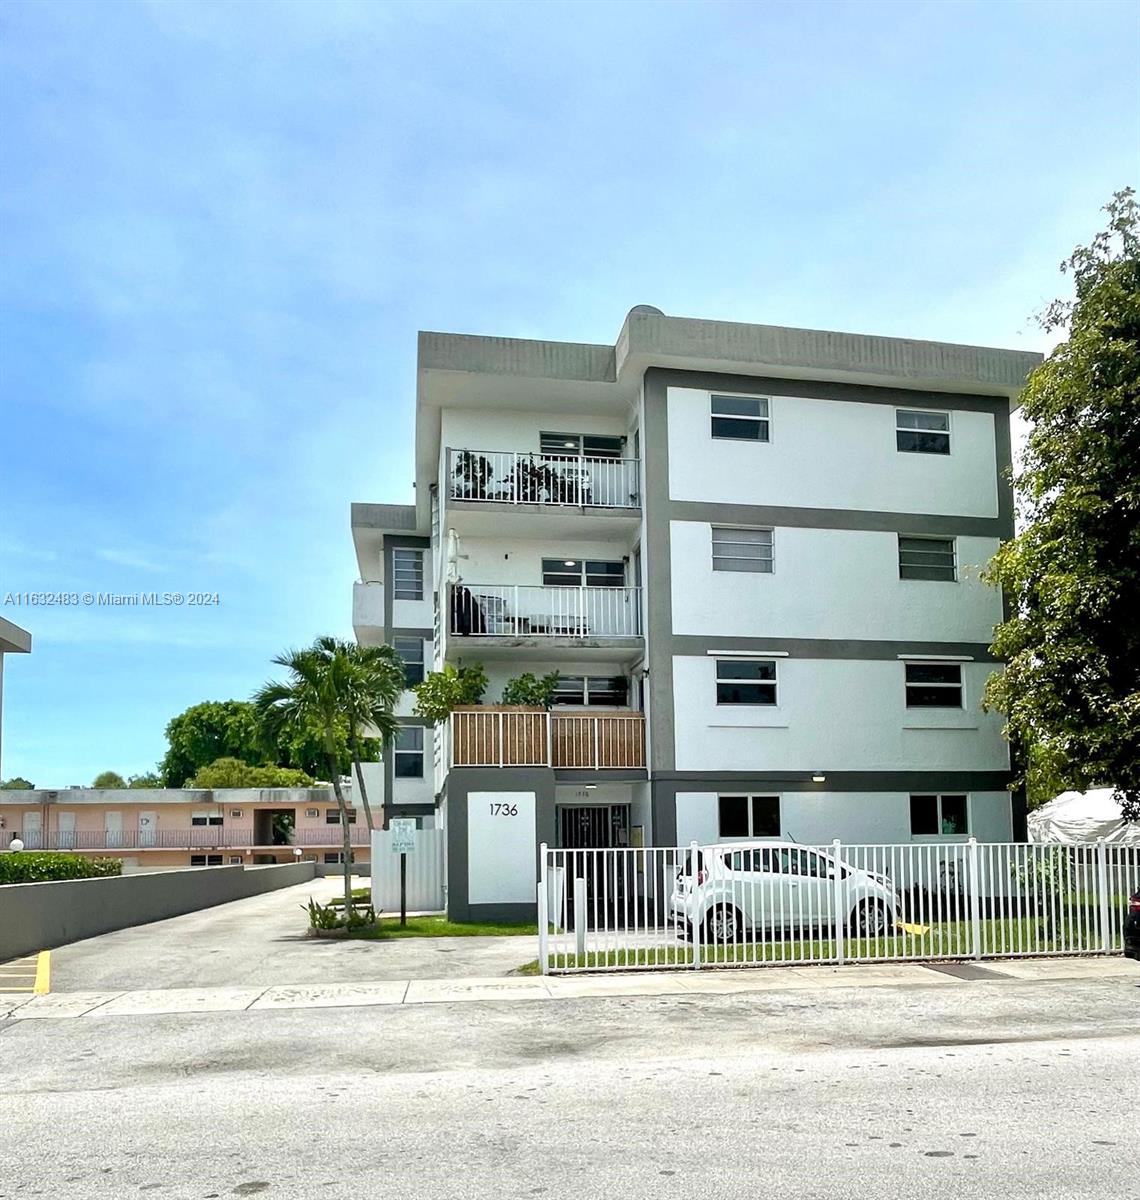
[8,827,373,851]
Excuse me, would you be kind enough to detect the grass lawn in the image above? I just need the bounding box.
[532,912,1118,972]
[348,916,538,940]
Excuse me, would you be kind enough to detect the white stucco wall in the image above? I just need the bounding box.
[454,536,637,587]
[441,408,632,456]
[672,656,1008,772]
[666,387,999,517]
[669,523,1003,642]
[675,790,1013,846]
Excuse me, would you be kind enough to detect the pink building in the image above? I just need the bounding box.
[0,787,372,871]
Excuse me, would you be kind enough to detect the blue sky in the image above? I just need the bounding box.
[0,0,1136,786]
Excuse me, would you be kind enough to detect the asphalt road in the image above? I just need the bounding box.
[2,973,1137,1199]
[47,877,535,989]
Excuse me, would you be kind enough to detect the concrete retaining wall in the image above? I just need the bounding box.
[0,861,316,960]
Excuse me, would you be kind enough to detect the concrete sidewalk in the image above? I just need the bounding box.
[3,955,1134,1021]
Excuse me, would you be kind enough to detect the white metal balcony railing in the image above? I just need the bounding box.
[449,709,646,769]
[450,584,642,638]
[448,449,640,509]
[9,827,374,851]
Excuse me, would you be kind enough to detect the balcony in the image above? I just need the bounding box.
[450,584,641,646]
[449,709,646,770]
[448,449,640,510]
[352,580,385,643]
[12,827,374,852]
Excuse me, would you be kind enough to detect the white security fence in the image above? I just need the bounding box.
[537,840,1140,974]
[370,827,446,913]
[448,448,640,509]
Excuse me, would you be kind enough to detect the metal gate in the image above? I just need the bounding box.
[537,838,1140,974]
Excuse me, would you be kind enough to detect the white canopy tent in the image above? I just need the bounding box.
[1028,788,1140,845]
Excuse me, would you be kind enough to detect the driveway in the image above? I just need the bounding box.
[48,876,535,991]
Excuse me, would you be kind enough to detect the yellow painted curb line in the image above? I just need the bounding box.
[33,951,51,994]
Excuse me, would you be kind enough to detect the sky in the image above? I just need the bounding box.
[0,0,1137,787]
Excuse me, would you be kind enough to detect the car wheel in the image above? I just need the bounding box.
[852,900,890,938]
[706,905,742,943]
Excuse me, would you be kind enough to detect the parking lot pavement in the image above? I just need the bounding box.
[44,876,535,992]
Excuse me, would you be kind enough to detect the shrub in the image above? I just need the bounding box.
[0,852,123,884]
[306,897,376,931]
[501,671,561,708]
[92,771,127,788]
[188,757,314,788]
[412,663,488,724]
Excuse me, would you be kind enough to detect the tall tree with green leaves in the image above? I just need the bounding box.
[92,771,126,789]
[311,637,405,832]
[253,647,357,912]
[985,188,1140,819]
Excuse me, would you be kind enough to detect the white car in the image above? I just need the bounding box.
[671,840,899,942]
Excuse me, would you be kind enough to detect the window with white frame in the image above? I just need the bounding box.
[539,432,624,458]
[552,675,629,706]
[325,808,358,825]
[896,409,950,454]
[718,795,781,838]
[904,663,963,707]
[190,812,223,827]
[394,636,425,686]
[392,547,424,600]
[228,856,242,865]
[541,558,624,587]
[712,526,774,573]
[711,394,770,441]
[716,659,778,705]
[898,535,956,581]
[394,726,425,778]
[324,852,356,865]
[910,793,968,836]
[190,854,223,866]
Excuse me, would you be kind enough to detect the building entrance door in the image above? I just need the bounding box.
[557,804,633,924]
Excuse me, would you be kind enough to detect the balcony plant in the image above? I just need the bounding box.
[453,450,493,500]
[412,662,489,725]
[501,671,561,709]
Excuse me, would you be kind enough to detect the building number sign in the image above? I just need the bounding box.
[489,803,519,816]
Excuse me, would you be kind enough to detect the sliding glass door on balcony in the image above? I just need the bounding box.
[450,584,641,638]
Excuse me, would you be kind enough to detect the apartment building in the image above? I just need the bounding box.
[0,787,371,871]
[0,616,32,777]
[351,308,1041,920]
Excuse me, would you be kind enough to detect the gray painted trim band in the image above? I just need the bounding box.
[656,771,1012,791]
[668,501,1004,537]
[671,637,1001,662]
[646,367,1014,412]
[391,627,433,640]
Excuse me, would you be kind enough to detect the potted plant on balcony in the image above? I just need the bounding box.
[452,451,493,500]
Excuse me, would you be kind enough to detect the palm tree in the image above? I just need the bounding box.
[312,636,405,832]
[253,646,356,913]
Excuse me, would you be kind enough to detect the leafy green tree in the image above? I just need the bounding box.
[160,700,263,786]
[0,777,34,790]
[985,189,1140,821]
[254,646,359,912]
[413,663,488,724]
[127,772,162,789]
[310,637,405,832]
[187,757,315,789]
[92,771,127,789]
[501,671,561,708]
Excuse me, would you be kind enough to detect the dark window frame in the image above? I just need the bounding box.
[393,636,425,686]
[904,662,964,708]
[717,794,781,839]
[715,658,778,706]
[394,726,425,779]
[899,535,957,582]
[711,394,771,442]
[896,409,951,455]
[392,547,425,601]
[910,793,969,836]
